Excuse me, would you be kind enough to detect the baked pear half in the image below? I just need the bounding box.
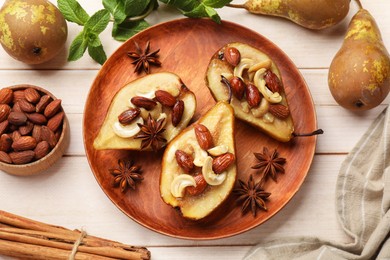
[206,42,294,142]
[93,72,196,151]
[160,101,237,220]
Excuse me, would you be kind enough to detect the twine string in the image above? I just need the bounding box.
[68,230,87,260]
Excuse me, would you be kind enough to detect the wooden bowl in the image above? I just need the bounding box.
[0,84,70,176]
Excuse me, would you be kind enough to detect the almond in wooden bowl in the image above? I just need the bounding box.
[0,84,70,176]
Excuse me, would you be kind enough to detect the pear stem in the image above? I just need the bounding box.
[226,3,246,9]
[293,129,324,137]
[354,0,363,9]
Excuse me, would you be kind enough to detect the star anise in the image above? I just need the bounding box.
[127,41,161,74]
[135,114,166,151]
[234,174,271,217]
[252,147,286,182]
[110,159,143,193]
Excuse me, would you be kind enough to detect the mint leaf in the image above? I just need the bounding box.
[203,0,232,8]
[85,9,110,34]
[103,0,126,24]
[88,38,107,65]
[112,20,150,41]
[68,31,88,61]
[124,0,150,17]
[57,0,90,25]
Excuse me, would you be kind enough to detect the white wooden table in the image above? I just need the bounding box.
[1,1,389,259]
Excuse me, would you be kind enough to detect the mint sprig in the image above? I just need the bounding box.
[58,0,231,64]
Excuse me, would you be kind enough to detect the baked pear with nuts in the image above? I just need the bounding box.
[206,42,294,142]
[160,101,237,220]
[93,72,196,151]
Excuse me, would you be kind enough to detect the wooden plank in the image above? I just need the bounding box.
[0,155,351,246]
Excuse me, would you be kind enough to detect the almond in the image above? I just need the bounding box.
[269,104,290,119]
[18,99,36,113]
[32,125,42,143]
[36,95,51,113]
[212,152,235,174]
[12,136,37,151]
[0,88,13,104]
[12,90,26,103]
[11,130,21,142]
[194,124,213,150]
[264,70,281,93]
[130,96,157,111]
[8,111,27,126]
[246,83,261,108]
[0,104,11,122]
[224,47,241,67]
[24,88,41,104]
[118,108,140,125]
[12,102,22,112]
[0,120,9,135]
[19,121,34,135]
[172,100,184,127]
[155,90,176,107]
[0,134,12,152]
[186,173,208,196]
[0,151,12,164]
[41,126,57,148]
[9,150,35,164]
[175,150,194,173]
[34,141,50,160]
[47,112,64,132]
[44,99,62,118]
[27,113,47,125]
[230,76,246,100]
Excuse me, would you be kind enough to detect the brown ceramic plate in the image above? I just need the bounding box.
[83,18,318,240]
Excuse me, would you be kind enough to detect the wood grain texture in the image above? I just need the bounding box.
[84,19,318,239]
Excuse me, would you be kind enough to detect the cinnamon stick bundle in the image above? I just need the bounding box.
[0,210,150,260]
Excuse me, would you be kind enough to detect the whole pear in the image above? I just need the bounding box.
[328,7,390,111]
[0,0,67,64]
[229,0,350,30]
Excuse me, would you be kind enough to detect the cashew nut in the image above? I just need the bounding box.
[202,156,227,186]
[254,69,282,104]
[248,59,272,73]
[112,116,143,138]
[207,144,229,156]
[233,58,253,79]
[170,174,196,198]
[251,98,269,118]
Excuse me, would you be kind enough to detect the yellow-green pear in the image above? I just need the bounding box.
[328,4,390,111]
[228,0,350,30]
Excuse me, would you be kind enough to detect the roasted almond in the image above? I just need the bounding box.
[9,150,35,164]
[41,126,57,148]
[155,90,176,107]
[0,104,11,122]
[0,88,13,104]
[0,120,9,135]
[24,88,41,103]
[194,124,213,150]
[10,130,21,142]
[186,173,208,196]
[12,90,26,103]
[0,134,12,152]
[269,104,290,119]
[8,111,27,126]
[47,112,64,132]
[130,96,157,111]
[224,47,241,67]
[175,150,194,173]
[246,83,261,108]
[212,152,235,174]
[19,121,34,135]
[27,113,47,125]
[12,136,37,151]
[34,141,50,160]
[118,108,140,125]
[32,125,42,143]
[12,102,22,112]
[172,100,184,127]
[44,99,62,118]
[0,151,12,164]
[230,76,246,100]
[264,70,281,93]
[18,99,36,113]
[36,95,51,113]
